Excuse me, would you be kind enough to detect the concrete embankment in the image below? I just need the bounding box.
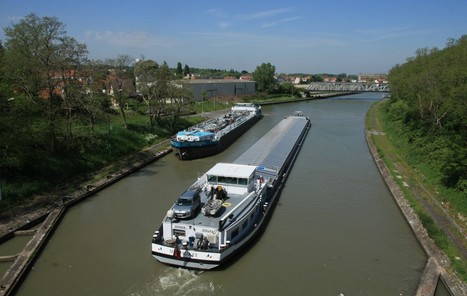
[0,142,172,296]
[365,130,466,296]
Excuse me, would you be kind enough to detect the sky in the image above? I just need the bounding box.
[0,0,466,74]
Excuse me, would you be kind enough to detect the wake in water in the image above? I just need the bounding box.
[125,268,223,296]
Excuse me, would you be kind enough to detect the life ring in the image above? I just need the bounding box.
[222,202,232,207]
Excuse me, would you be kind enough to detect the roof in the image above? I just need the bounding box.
[206,163,256,178]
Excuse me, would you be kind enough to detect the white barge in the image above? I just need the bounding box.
[151,112,311,269]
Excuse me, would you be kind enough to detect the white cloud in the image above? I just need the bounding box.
[205,7,301,30]
[84,30,174,49]
[236,8,292,21]
[261,16,304,28]
[218,22,231,29]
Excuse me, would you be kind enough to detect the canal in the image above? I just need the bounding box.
[12,93,427,295]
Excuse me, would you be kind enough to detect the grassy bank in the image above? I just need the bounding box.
[366,100,466,282]
[0,96,289,214]
[0,109,204,214]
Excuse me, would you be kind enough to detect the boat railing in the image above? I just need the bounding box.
[257,165,280,178]
[216,113,252,138]
[218,191,257,230]
[189,176,207,191]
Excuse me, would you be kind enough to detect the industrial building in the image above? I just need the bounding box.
[180,79,256,101]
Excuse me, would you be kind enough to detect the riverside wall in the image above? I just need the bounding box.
[365,129,466,296]
[0,142,172,296]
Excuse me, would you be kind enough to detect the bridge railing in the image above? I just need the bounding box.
[305,82,390,92]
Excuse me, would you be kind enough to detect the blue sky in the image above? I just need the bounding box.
[1,0,466,74]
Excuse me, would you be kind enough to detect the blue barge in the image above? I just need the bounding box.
[171,103,262,160]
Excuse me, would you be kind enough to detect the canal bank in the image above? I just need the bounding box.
[0,143,172,296]
[365,104,466,296]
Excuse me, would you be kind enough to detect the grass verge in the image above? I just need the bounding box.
[366,101,466,282]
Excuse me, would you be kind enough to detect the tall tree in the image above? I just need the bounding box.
[77,59,112,134]
[175,62,183,79]
[105,55,134,128]
[252,62,276,93]
[387,35,467,190]
[153,62,171,124]
[2,13,88,152]
[134,59,159,126]
[166,81,193,133]
[183,64,190,77]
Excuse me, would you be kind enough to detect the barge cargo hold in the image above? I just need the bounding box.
[152,112,311,269]
[170,103,262,160]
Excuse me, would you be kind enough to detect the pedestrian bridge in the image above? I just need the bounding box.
[305,82,390,93]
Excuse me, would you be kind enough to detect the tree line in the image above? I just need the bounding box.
[384,35,466,195]
[0,14,196,205]
[0,14,283,207]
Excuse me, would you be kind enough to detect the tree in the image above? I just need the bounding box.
[252,62,276,93]
[105,55,134,128]
[175,62,183,79]
[166,81,193,133]
[2,13,88,152]
[153,62,171,124]
[387,35,467,190]
[134,59,159,126]
[183,64,190,77]
[77,60,112,134]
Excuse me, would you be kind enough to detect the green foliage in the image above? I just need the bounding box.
[175,62,183,78]
[0,14,197,207]
[252,62,276,93]
[188,67,241,79]
[386,36,467,193]
[418,211,450,249]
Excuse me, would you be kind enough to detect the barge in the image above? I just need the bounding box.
[170,103,262,160]
[152,111,311,269]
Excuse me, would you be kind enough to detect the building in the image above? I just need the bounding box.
[181,79,256,101]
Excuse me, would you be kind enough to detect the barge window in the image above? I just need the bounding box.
[231,228,239,239]
[238,178,247,185]
[217,176,248,185]
[218,176,236,184]
[207,175,217,182]
[242,220,248,230]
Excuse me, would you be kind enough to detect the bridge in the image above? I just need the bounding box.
[305,82,390,93]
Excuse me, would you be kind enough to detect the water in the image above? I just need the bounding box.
[11,93,426,295]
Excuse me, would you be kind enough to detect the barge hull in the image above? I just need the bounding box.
[173,115,260,160]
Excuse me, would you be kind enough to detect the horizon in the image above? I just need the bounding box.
[1,1,466,74]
